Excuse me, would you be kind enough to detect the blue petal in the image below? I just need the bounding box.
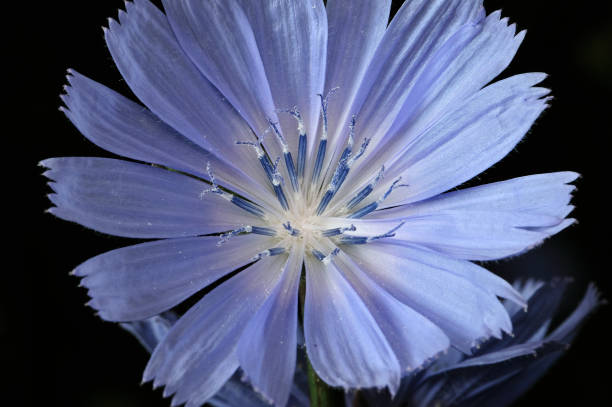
[161,0,278,140]
[144,254,289,407]
[304,253,401,392]
[342,242,513,353]
[352,172,577,260]
[104,0,274,194]
[61,70,273,206]
[342,0,483,162]
[237,246,303,406]
[75,235,275,321]
[373,172,577,221]
[380,10,526,157]
[237,0,327,156]
[322,0,391,172]
[333,251,450,373]
[41,157,259,238]
[340,7,527,200]
[345,211,571,261]
[379,73,551,206]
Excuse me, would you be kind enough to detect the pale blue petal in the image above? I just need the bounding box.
[161,0,278,139]
[342,0,483,156]
[348,211,570,261]
[367,73,551,207]
[380,10,526,154]
[304,254,401,392]
[237,246,303,406]
[104,0,274,192]
[75,235,274,321]
[361,172,577,260]
[373,172,578,221]
[237,0,327,156]
[322,0,391,172]
[144,254,288,407]
[342,242,512,353]
[41,157,258,238]
[333,251,450,372]
[61,70,272,205]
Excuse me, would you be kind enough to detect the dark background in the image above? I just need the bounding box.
[14,0,610,406]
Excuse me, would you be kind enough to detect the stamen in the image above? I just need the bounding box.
[349,178,408,219]
[281,107,307,182]
[268,119,299,192]
[217,225,253,246]
[250,247,286,262]
[346,166,385,210]
[338,115,356,165]
[312,248,340,264]
[316,137,371,215]
[338,221,405,245]
[200,162,265,217]
[236,140,289,211]
[312,88,339,184]
[271,157,290,210]
[321,224,356,237]
[216,225,277,246]
[251,226,277,236]
[283,221,300,236]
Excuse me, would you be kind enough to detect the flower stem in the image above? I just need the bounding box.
[298,265,344,407]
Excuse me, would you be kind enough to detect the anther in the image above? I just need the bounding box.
[217,225,253,246]
[312,248,340,265]
[283,222,300,237]
[321,224,356,237]
[339,221,405,245]
[268,119,299,192]
[280,107,307,181]
[312,88,339,184]
[250,247,286,262]
[346,166,385,210]
[200,162,265,217]
[236,140,289,211]
[348,177,408,219]
[316,137,371,215]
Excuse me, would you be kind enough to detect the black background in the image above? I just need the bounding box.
[15,0,611,406]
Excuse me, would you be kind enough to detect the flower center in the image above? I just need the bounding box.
[204,90,407,261]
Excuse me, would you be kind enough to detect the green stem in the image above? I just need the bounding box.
[298,265,344,407]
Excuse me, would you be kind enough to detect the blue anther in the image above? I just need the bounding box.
[283,222,300,236]
[348,177,407,219]
[251,226,277,236]
[268,119,299,192]
[316,189,335,215]
[311,138,327,184]
[316,136,371,215]
[217,225,253,246]
[321,224,356,237]
[230,196,265,217]
[200,162,265,218]
[312,248,340,264]
[237,140,289,211]
[251,247,286,261]
[280,107,307,181]
[285,152,299,192]
[312,249,326,261]
[346,166,384,210]
[347,201,377,219]
[339,222,405,245]
[297,133,307,181]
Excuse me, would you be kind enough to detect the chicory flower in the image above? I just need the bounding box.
[42,0,577,406]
